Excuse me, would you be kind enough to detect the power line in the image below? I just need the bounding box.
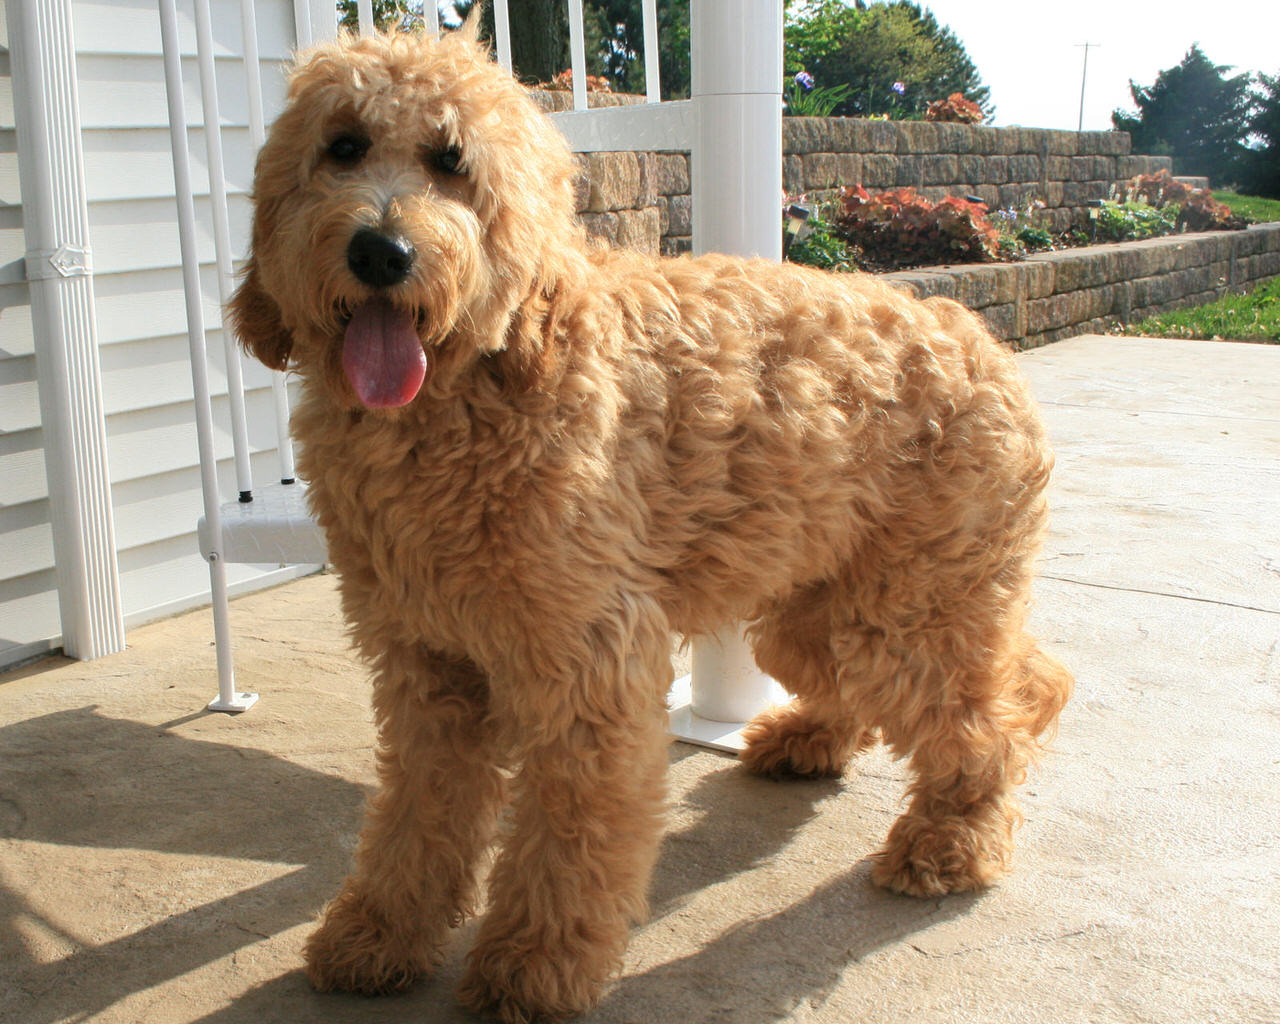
[1076,42,1100,132]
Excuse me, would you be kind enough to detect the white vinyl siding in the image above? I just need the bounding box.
[1,0,309,668]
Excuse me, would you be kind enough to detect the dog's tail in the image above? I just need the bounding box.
[1008,632,1073,745]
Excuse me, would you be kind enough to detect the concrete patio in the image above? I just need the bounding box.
[1,334,1277,1024]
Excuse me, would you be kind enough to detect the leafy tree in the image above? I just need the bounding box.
[1112,45,1254,187]
[337,0,424,32]
[1243,71,1280,198]
[784,0,992,120]
[584,0,691,99]
[450,0,570,85]
[450,0,689,97]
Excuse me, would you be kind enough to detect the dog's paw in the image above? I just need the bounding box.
[870,813,1011,897]
[457,938,615,1024]
[740,705,856,779]
[303,889,437,996]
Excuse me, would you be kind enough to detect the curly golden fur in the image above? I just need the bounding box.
[230,25,1072,1023]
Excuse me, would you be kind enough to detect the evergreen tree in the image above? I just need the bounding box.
[1112,45,1254,186]
[1243,71,1280,198]
[784,0,992,120]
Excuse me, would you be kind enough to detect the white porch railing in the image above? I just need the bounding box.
[161,0,785,747]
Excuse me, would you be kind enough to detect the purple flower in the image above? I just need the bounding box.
[795,71,815,91]
[892,81,906,95]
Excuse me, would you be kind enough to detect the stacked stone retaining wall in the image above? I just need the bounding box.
[782,119,1172,233]
[571,119,1175,256]
[883,224,1280,348]
[565,121,1278,347]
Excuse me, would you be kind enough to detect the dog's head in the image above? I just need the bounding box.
[230,27,582,410]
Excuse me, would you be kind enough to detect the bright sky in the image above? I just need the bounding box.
[917,1,1279,132]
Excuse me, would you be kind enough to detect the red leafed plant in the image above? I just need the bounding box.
[1176,190,1246,232]
[924,93,984,124]
[835,185,999,267]
[1126,169,1194,207]
[1123,169,1245,231]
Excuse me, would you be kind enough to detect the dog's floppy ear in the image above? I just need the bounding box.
[228,259,293,371]
[491,278,569,403]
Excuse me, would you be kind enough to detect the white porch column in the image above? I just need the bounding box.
[671,0,784,748]
[8,0,126,660]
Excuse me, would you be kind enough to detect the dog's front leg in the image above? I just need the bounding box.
[457,611,671,1023]
[305,643,504,995]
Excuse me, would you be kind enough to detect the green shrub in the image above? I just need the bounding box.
[1093,200,1178,241]
[785,211,859,271]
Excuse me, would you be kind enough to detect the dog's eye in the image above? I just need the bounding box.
[432,147,464,175]
[327,134,369,165]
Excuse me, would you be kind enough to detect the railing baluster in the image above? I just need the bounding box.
[357,0,373,34]
[642,0,660,102]
[493,0,513,71]
[566,0,587,111]
[193,0,254,501]
[240,0,296,485]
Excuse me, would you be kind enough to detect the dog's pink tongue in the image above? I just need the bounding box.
[342,301,427,408]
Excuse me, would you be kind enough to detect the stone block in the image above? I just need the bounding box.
[1045,130,1079,156]
[1022,261,1055,298]
[572,156,591,213]
[585,152,641,212]
[615,207,661,254]
[845,119,899,153]
[986,155,1009,184]
[666,194,692,236]
[958,154,986,184]
[995,127,1023,155]
[650,153,690,195]
[823,118,857,152]
[836,153,863,186]
[634,152,659,207]
[1009,154,1042,181]
[783,118,823,155]
[580,210,619,244]
[922,154,959,185]
[967,125,1000,155]
[861,153,897,187]
[955,265,999,307]
[895,155,925,187]
[660,235,692,257]
[783,154,805,196]
[979,301,1018,341]
[933,123,972,153]
[972,184,1000,208]
[898,121,939,154]
[803,152,840,190]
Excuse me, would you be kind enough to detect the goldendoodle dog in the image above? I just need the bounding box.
[231,25,1072,1024]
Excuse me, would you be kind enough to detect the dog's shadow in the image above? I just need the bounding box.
[588,746,981,1024]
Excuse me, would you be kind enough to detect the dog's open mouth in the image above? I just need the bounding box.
[341,300,428,408]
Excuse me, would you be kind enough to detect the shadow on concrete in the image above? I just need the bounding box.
[0,705,367,1024]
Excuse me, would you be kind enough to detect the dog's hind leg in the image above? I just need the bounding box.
[457,599,672,1023]
[863,617,1070,898]
[740,583,877,779]
[305,643,505,995]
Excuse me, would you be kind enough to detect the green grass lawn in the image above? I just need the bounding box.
[1213,191,1280,223]
[1122,276,1280,342]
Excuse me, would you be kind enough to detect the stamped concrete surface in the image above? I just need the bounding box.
[1,335,1277,1024]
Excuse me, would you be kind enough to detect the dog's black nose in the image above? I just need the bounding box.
[347,228,416,288]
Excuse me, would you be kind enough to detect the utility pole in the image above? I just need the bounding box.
[1076,42,1099,131]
